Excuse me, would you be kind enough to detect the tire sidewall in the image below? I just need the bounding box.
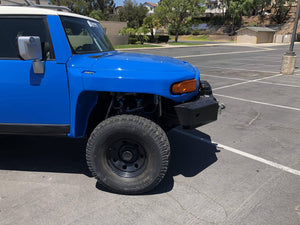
[88,116,167,193]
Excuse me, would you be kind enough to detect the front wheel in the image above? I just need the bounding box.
[86,115,170,194]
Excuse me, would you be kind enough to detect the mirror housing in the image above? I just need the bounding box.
[18,36,42,60]
[17,36,44,74]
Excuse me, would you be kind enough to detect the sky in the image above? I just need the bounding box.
[114,0,159,7]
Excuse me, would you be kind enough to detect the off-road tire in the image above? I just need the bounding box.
[86,114,170,194]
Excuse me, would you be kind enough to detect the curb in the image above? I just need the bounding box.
[115,42,292,51]
[115,43,231,51]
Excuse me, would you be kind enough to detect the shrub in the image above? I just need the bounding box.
[146,35,156,43]
[208,15,226,25]
[192,29,200,36]
[157,35,169,43]
[129,37,138,44]
[120,27,136,36]
[120,27,150,44]
[199,30,210,35]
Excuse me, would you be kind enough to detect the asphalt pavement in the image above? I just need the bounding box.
[1,43,300,225]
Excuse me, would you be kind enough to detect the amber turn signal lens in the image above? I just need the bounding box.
[171,79,197,95]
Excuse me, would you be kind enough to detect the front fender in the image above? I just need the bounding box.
[66,53,201,137]
[81,71,199,102]
[67,52,201,102]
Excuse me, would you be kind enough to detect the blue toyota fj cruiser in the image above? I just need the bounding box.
[0,4,220,194]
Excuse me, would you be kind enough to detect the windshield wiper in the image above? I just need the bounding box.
[89,51,118,59]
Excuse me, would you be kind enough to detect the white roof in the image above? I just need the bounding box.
[237,27,276,33]
[0,6,98,22]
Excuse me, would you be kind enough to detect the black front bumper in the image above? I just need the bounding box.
[174,81,219,129]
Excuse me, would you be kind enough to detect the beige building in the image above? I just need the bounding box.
[236,27,275,44]
[99,21,128,45]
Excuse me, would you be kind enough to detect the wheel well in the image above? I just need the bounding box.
[85,92,112,136]
[85,92,180,137]
[86,92,159,136]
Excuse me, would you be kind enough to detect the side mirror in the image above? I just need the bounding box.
[17,36,44,74]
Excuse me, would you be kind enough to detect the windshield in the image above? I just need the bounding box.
[60,16,114,54]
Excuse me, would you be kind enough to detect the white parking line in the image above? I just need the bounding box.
[174,49,275,59]
[200,74,248,81]
[232,58,282,63]
[197,65,278,74]
[217,143,300,176]
[201,74,300,88]
[174,129,300,176]
[255,80,300,88]
[213,73,283,90]
[215,94,300,112]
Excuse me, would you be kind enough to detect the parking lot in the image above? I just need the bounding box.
[1,43,300,225]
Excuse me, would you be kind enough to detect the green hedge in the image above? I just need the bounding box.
[156,35,169,43]
[129,37,138,44]
[128,35,169,44]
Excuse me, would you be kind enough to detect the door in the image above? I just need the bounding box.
[0,16,70,133]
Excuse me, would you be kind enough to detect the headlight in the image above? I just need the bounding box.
[171,79,197,95]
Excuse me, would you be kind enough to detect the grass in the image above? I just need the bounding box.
[169,35,213,42]
[114,44,161,49]
[188,35,213,41]
[114,41,205,49]
[168,42,204,46]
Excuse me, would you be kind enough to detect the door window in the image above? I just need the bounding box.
[0,16,54,60]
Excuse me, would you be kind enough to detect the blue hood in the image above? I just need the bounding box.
[67,51,200,102]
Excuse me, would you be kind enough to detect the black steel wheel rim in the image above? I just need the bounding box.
[106,138,148,178]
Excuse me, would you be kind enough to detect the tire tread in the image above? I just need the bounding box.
[86,114,170,194]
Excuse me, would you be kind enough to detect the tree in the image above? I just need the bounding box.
[227,0,255,32]
[118,0,149,28]
[52,0,73,8]
[271,0,295,24]
[120,27,150,44]
[155,0,205,42]
[135,27,151,44]
[51,0,116,19]
[92,0,116,18]
[89,10,107,21]
[72,0,90,15]
[143,16,160,39]
[252,0,272,14]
